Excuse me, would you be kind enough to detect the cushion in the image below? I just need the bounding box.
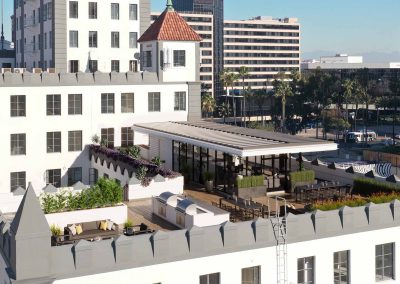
[76,224,83,235]
[99,221,108,231]
[106,220,113,231]
[68,224,76,236]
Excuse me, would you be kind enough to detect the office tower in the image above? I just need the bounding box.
[173,0,224,98]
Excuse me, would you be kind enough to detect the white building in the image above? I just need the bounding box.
[224,16,300,91]
[0,1,201,208]
[13,0,150,73]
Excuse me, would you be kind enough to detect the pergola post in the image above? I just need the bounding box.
[284,154,288,191]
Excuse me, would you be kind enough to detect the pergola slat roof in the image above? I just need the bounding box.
[133,121,337,157]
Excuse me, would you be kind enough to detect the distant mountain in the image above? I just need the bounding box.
[301,50,400,63]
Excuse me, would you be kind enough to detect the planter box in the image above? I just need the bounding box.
[45,204,127,228]
[235,186,266,199]
[128,176,184,200]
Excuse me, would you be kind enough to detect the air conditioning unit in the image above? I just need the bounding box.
[32,68,42,74]
[13,68,26,74]
[1,68,12,73]
[47,68,57,73]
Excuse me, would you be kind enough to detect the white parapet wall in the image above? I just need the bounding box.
[45,204,128,228]
[128,177,184,200]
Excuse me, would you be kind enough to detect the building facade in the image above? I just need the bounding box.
[2,189,400,284]
[151,11,214,96]
[224,16,300,92]
[13,0,151,73]
[173,0,224,98]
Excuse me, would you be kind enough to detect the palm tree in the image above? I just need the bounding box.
[342,79,354,124]
[201,94,216,119]
[273,73,293,133]
[220,69,231,104]
[353,81,365,133]
[252,89,266,124]
[218,102,231,124]
[228,72,240,125]
[238,66,249,127]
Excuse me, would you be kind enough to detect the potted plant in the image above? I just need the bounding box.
[203,171,215,193]
[50,224,63,244]
[124,219,134,236]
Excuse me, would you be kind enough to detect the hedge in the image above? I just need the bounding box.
[289,170,315,185]
[308,192,400,212]
[353,177,400,196]
[40,178,123,214]
[236,175,264,189]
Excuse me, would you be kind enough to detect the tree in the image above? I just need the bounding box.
[220,69,231,104]
[252,88,267,124]
[228,72,240,125]
[201,94,216,118]
[342,79,355,123]
[217,102,231,124]
[273,72,293,133]
[238,66,249,127]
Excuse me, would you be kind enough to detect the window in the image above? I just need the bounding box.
[88,2,97,19]
[174,92,186,111]
[111,3,119,19]
[10,134,26,155]
[89,60,98,72]
[47,132,61,153]
[129,4,137,20]
[68,94,82,115]
[200,273,220,284]
[111,60,120,72]
[129,32,138,48]
[111,32,119,48]
[121,93,134,113]
[148,92,160,112]
[69,60,79,72]
[129,60,138,72]
[298,257,314,284]
[10,172,26,192]
[10,95,26,117]
[101,128,114,148]
[46,94,61,116]
[121,127,134,147]
[68,131,82,151]
[89,168,98,185]
[47,2,53,19]
[69,30,78,47]
[334,251,349,284]
[376,243,394,281]
[44,33,47,49]
[67,167,82,186]
[101,93,115,113]
[89,31,97,48]
[173,50,186,67]
[242,266,260,284]
[69,1,78,18]
[143,51,152,67]
[46,169,61,187]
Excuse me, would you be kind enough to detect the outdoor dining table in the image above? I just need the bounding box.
[219,197,265,219]
[295,182,349,202]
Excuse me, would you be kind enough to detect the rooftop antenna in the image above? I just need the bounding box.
[1,0,4,50]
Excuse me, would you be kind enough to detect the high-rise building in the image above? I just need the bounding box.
[13,0,150,73]
[224,16,300,91]
[173,0,224,98]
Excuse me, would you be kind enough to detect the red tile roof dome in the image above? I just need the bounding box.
[138,2,202,42]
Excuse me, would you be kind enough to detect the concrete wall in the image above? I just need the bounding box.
[45,204,127,228]
[128,178,183,200]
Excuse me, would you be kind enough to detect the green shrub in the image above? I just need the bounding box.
[40,178,123,214]
[289,170,315,185]
[353,177,400,196]
[307,192,400,212]
[50,224,62,236]
[236,175,264,188]
[136,166,148,182]
[124,219,134,229]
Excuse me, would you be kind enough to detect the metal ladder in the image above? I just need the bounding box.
[269,196,288,284]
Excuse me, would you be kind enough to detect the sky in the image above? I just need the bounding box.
[2,0,400,60]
